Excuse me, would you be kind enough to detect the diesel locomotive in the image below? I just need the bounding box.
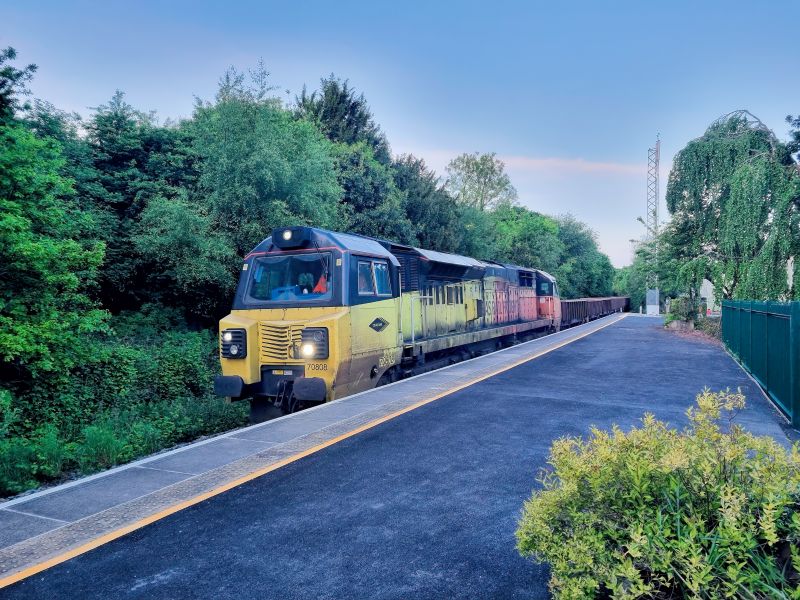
[214,226,628,420]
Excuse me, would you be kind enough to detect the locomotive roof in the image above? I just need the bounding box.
[251,227,400,266]
[253,226,547,275]
[328,231,400,265]
[536,269,557,282]
[412,247,486,268]
[499,262,536,273]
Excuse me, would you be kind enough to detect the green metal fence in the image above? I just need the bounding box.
[721,300,800,427]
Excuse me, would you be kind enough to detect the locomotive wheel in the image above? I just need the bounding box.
[281,395,301,415]
[376,367,399,387]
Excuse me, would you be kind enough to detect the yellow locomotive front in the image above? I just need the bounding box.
[214,226,403,420]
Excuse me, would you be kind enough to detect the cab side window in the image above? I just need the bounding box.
[354,258,394,301]
[537,281,552,296]
[358,261,375,295]
[374,262,392,296]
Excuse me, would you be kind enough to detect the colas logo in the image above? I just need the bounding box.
[369,317,389,332]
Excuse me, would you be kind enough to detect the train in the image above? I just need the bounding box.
[214,226,629,420]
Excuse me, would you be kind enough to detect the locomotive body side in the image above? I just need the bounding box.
[214,226,623,420]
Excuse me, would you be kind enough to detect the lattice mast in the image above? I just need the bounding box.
[645,136,660,289]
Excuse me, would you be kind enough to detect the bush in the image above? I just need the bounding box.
[516,390,800,598]
[0,308,250,497]
[0,388,17,438]
[0,438,37,495]
[664,296,698,326]
[696,315,722,340]
[0,393,248,496]
[77,424,129,472]
[32,424,69,478]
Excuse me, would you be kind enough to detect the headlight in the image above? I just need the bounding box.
[282,230,292,240]
[296,327,328,359]
[221,328,246,359]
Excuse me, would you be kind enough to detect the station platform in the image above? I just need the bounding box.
[0,314,791,598]
[0,314,624,584]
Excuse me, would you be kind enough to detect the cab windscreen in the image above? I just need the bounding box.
[246,253,332,303]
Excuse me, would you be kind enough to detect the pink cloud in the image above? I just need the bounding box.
[398,147,646,178]
[500,155,645,176]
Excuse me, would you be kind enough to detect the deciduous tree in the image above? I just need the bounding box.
[0,47,36,123]
[554,215,614,298]
[0,124,106,378]
[492,204,563,273]
[444,152,517,211]
[665,111,799,301]
[392,154,465,252]
[192,72,342,256]
[332,142,415,243]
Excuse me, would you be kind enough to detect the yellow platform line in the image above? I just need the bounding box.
[0,313,626,588]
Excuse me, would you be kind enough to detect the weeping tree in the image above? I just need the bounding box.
[664,110,800,301]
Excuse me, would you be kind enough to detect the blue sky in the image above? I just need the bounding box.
[4,0,799,266]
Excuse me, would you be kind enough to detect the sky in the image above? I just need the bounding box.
[3,0,799,266]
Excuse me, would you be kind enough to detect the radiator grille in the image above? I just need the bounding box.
[259,323,303,361]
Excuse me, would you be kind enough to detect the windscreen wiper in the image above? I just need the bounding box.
[313,240,329,276]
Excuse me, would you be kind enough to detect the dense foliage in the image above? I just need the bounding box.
[656,112,799,309]
[517,390,800,598]
[444,152,517,210]
[0,48,615,496]
[614,111,800,313]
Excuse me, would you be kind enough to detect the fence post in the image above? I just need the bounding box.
[791,302,800,429]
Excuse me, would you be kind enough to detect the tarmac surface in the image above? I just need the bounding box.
[1,316,790,599]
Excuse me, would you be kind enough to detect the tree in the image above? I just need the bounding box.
[612,266,637,308]
[332,142,415,243]
[491,204,563,272]
[192,71,343,257]
[133,195,237,319]
[295,75,390,164]
[25,95,203,315]
[0,47,36,123]
[392,154,465,252]
[456,205,500,260]
[787,114,800,163]
[665,111,799,301]
[615,239,680,312]
[554,215,614,298]
[0,123,106,380]
[0,49,106,388]
[444,152,517,211]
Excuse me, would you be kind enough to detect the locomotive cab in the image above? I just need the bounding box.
[214,226,402,419]
[535,270,562,331]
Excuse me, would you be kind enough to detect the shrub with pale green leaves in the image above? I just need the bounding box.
[516,390,800,598]
[696,316,722,340]
[664,296,698,326]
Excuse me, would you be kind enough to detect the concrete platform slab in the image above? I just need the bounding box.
[231,418,333,443]
[15,467,191,523]
[0,511,62,548]
[0,315,624,584]
[144,437,277,475]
